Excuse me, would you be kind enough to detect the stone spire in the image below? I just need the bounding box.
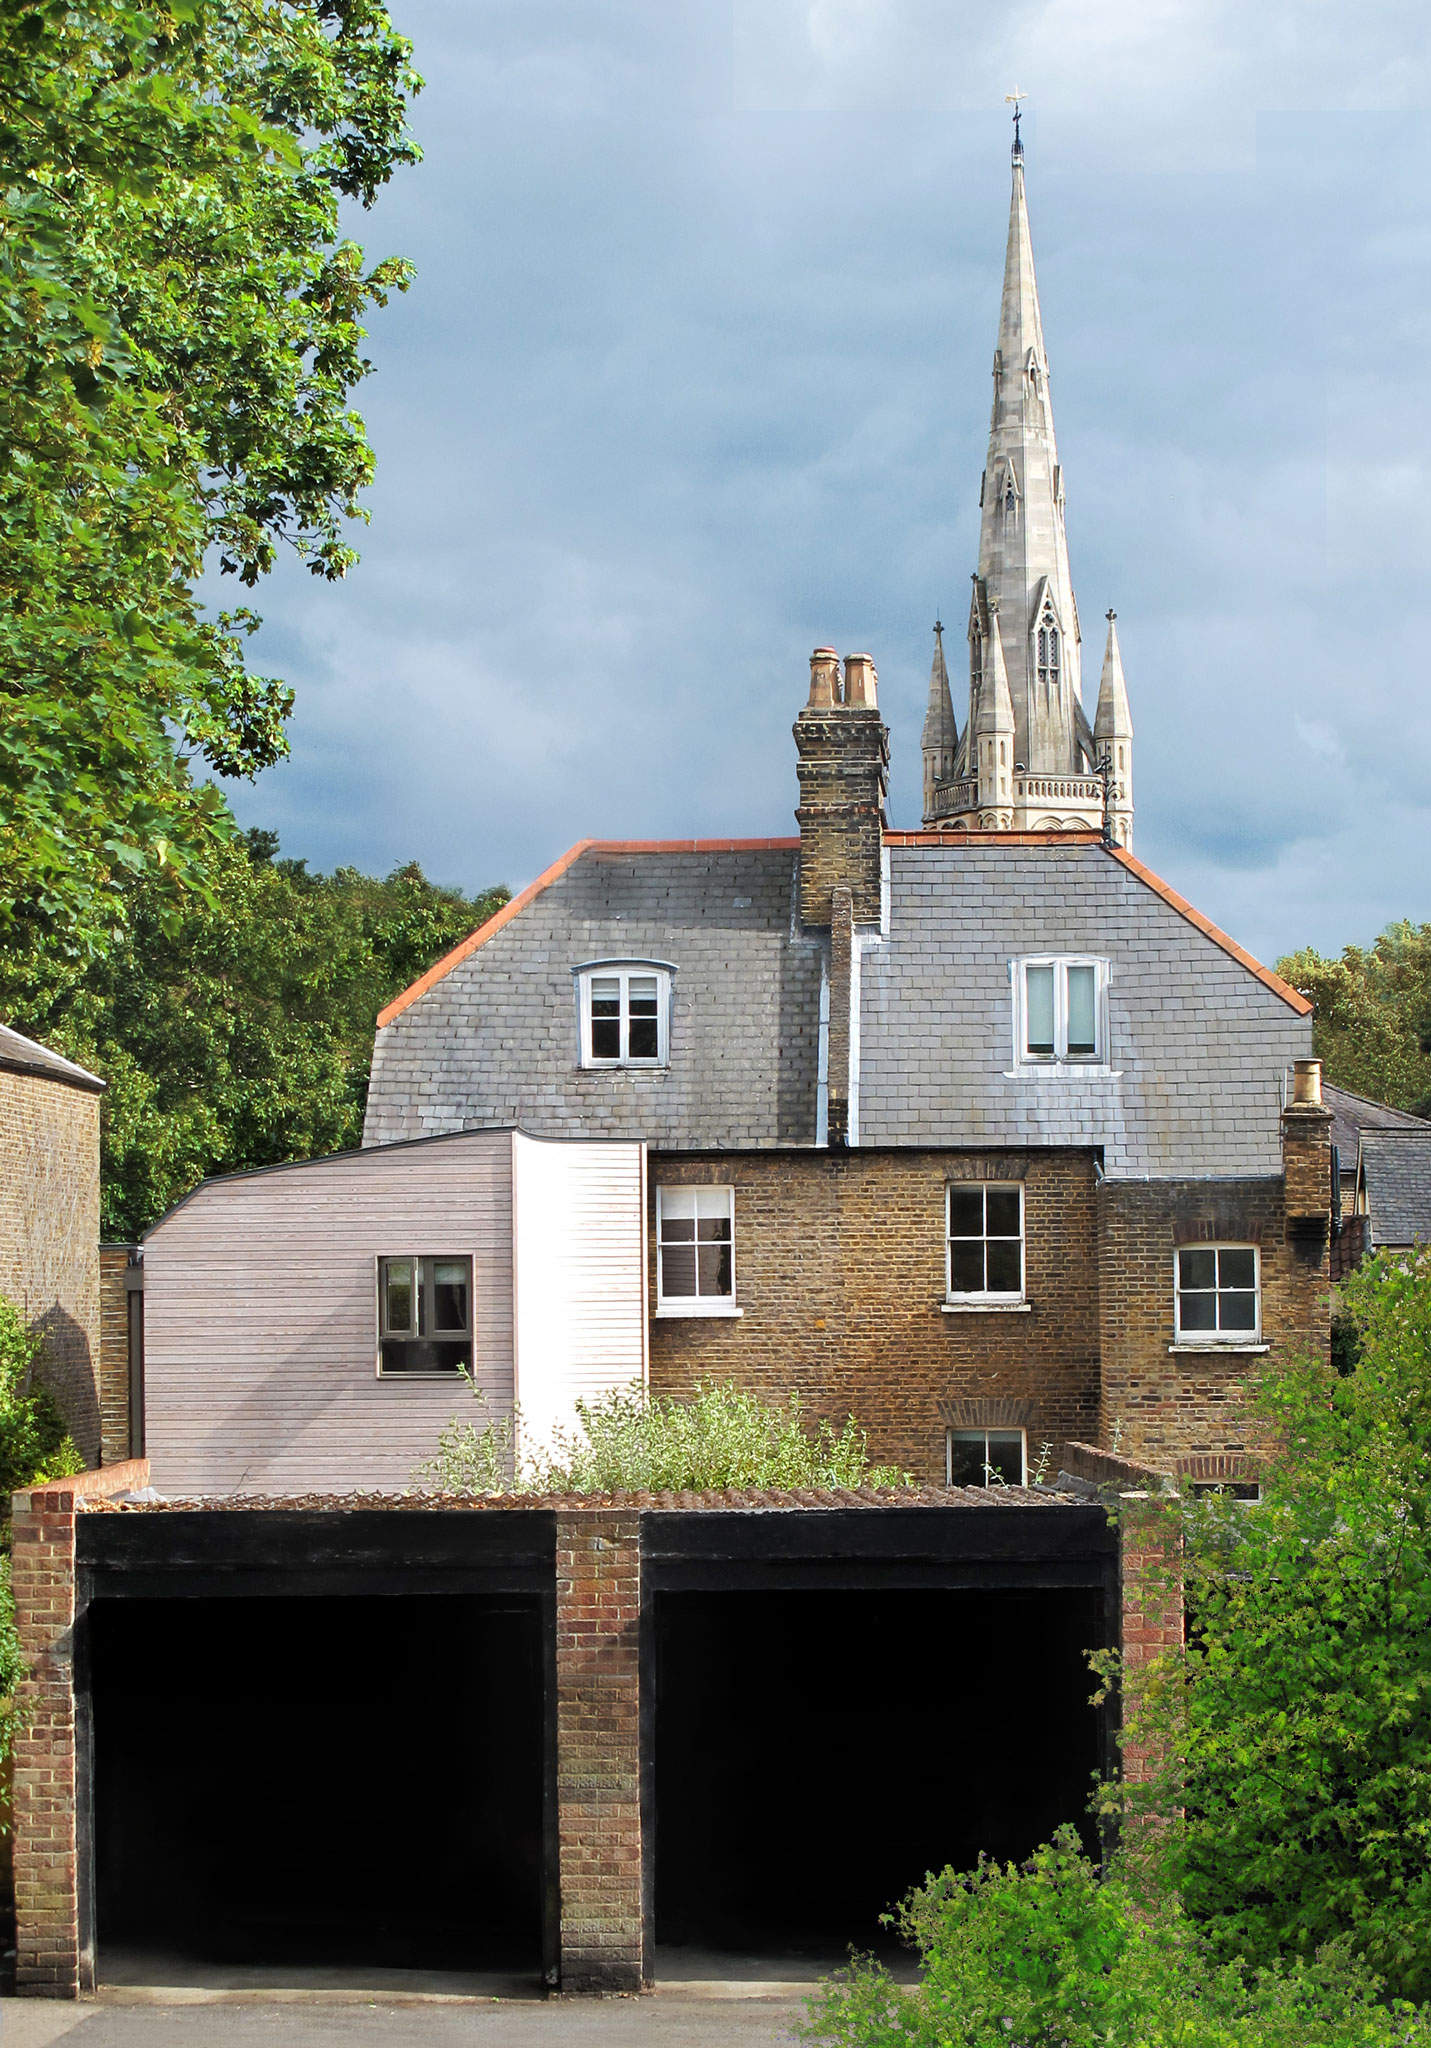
[1094,609,1134,848]
[920,620,959,821]
[924,118,1132,837]
[973,603,1014,827]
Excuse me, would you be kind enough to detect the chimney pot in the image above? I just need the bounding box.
[844,653,878,709]
[808,648,840,708]
[1292,1059,1323,1108]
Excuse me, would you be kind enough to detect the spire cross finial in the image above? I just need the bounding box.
[1005,88,1026,157]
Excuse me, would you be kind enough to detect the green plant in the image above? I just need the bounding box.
[414,1379,914,1496]
[1104,1246,1431,2002]
[0,1294,82,1498]
[800,1829,1428,2048]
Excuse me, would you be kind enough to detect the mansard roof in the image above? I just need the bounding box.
[1358,1127,1431,1249]
[364,833,1312,1179]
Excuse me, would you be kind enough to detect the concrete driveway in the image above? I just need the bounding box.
[0,1993,808,2048]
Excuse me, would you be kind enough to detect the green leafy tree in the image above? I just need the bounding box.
[1109,1248,1431,2002]
[0,0,420,946]
[800,1829,1427,2048]
[0,828,506,1237]
[1278,924,1431,1116]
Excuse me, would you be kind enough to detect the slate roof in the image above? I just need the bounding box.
[1324,1083,1426,1167]
[1359,1128,1431,1248]
[0,1023,103,1094]
[363,834,1313,1179]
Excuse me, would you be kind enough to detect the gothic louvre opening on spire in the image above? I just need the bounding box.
[922,125,1133,849]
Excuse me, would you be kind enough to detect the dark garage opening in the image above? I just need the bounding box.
[654,1588,1104,1956]
[89,1595,546,1976]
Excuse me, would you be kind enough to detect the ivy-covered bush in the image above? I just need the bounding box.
[801,1829,1428,2048]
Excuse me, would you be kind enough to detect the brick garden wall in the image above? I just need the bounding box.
[554,1511,645,1992]
[648,1148,1101,1484]
[0,1071,101,1465]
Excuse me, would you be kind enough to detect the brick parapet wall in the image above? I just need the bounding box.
[97,1248,134,1466]
[1062,1441,1174,1491]
[1118,1492,1183,1790]
[1097,1176,1330,1470]
[0,1070,102,1464]
[554,1510,644,1993]
[10,1461,149,1997]
[649,1149,1101,1484]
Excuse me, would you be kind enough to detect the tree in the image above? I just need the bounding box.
[1278,924,1431,1116]
[0,828,506,1238]
[0,0,420,947]
[1112,1249,1431,2003]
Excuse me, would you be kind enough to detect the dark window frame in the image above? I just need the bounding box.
[377,1253,474,1378]
[946,1427,1027,1489]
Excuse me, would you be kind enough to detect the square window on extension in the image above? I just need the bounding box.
[1174,1245,1260,1344]
[656,1186,736,1314]
[378,1255,473,1375]
[947,1428,1026,1488]
[947,1182,1025,1301]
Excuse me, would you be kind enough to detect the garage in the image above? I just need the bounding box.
[653,1586,1105,1956]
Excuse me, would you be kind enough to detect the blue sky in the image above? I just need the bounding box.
[222,1,1431,967]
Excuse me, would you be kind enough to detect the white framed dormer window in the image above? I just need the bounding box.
[1013,956,1107,1066]
[655,1185,741,1317]
[1174,1246,1261,1346]
[946,1183,1025,1304]
[575,960,673,1068]
[377,1255,473,1376]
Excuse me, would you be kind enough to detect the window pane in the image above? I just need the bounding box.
[948,1187,984,1237]
[1218,1248,1256,1291]
[693,1187,731,1219]
[947,1434,987,1487]
[383,1259,413,1336]
[591,1016,621,1059]
[986,1432,1025,1485]
[628,1015,660,1059]
[948,1241,985,1292]
[590,977,620,1013]
[696,1215,732,1242]
[986,1240,1022,1293]
[433,1260,469,1333]
[1065,966,1097,1056]
[628,975,659,1011]
[661,1245,698,1296]
[1179,1292,1216,1332]
[661,1188,698,1219]
[1219,1291,1257,1332]
[1025,964,1055,1055]
[662,1216,696,1242]
[985,1187,1021,1238]
[1178,1248,1216,1291]
[697,1244,733,1297]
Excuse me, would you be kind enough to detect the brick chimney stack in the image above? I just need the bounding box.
[794,648,889,928]
[1281,1057,1334,1269]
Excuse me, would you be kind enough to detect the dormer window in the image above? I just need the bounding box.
[575,961,673,1068]
[1013,956,1107,1066]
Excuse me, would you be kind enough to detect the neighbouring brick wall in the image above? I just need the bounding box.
[10,1461,149,1997]
[554,1511,644,1992]
[648,1149,1101,1484]
[97,1248,134,1467]
[1118,1493,1183,1791]
[1097,1176,1330,1471]
[0,1070,101,1465]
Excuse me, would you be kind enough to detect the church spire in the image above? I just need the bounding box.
[923,112,1134,839]
[920,620,959,820]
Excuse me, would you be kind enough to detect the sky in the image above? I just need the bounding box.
[221,0,1431,968]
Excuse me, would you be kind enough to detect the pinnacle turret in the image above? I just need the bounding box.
[920,621,959,820]
[1094,610,1134,847]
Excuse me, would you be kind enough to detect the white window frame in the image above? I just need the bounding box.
[945,1182,1026,1305]
[946,1427,1027,1489]
[375,1253,475,1379]
[1012,955,1108,1067]
[574,960,674,1069]
[1172,1244,1262,1347]
[654,1184,741,1318]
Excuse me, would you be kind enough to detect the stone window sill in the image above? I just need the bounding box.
[1168,1342,1268,1354]
[943,1300,1032,1314]
[653,1304,744,1319]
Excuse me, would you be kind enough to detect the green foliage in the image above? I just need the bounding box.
[1108,1248,1431,2002]
[414,1379,913,1496]
[0,829,506,1237]
[1278,925,1431,1117]
[0,1293,83,1496]
[0,0,420,945]
[801,1829,1428,2048]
